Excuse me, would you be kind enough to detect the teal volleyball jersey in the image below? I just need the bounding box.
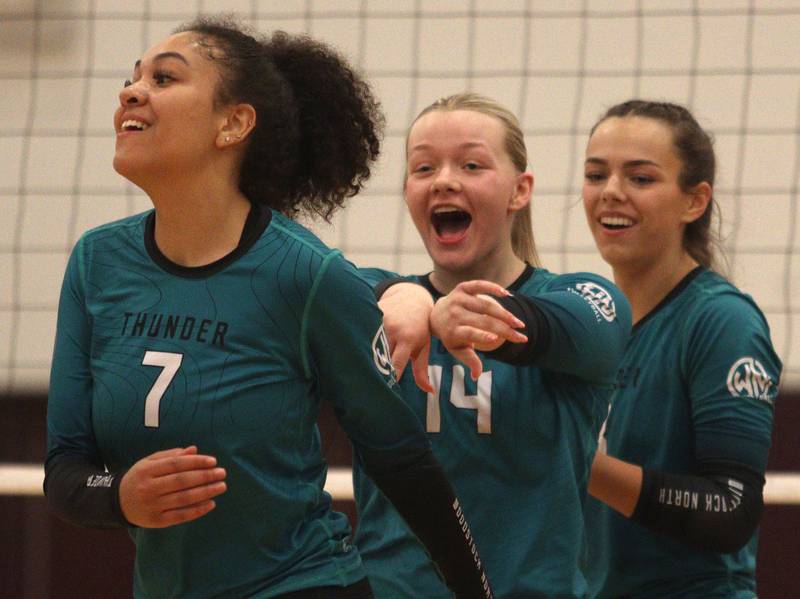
[585,268,781,598]
[47,207,431,599]
[353,266,632,599]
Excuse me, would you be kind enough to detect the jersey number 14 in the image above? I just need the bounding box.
[426,365,492,434]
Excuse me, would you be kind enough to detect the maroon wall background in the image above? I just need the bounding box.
[2,392,797,599]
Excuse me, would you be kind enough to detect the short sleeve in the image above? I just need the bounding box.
[305,255,430,472]
[684,292,781,473]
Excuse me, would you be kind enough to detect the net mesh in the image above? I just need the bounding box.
[2,0,799,392]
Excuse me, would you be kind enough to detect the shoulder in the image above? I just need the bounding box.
[680,271,781,399]
[534,269,629,323]
[548,270,619,290]
[356,268,427,293]
[263,212,352,289]
[67,211,151,282]
[266,211,336,259]
[356,266,401,284]
[531,268,620,294]
[683,270,770,332]
[75,211,150,250]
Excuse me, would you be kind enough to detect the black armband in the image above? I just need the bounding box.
[44,453,128,529]
[630,460,764,553]
[373,277,423,301]
[482,294,551,365]
[363,448,493,599]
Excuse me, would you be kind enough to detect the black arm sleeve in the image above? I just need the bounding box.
[361,448,493,599]
[630,459,764,553]
[482,294,551,365]
[43,453,128,529]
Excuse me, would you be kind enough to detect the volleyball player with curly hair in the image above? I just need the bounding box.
[43,17,491,599]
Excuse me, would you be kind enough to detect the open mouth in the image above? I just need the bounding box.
[600,216,634,231]
[432,207,472,242]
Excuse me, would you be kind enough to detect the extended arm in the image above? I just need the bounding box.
[359,447,493,598]
[310,258,494,598]
[432,273,631,381]
[376,277,525,385]
[427,280,528,380]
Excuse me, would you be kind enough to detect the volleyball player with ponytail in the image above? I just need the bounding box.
[353,93,631,598]
[44,17,492,599]
[581,100,781,598]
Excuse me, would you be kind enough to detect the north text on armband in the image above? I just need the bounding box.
[657,479,744,513]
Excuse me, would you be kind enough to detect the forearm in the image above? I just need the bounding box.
[378,281,434,312]
[631,461,764,553]
[44,452,128,529]
[374,278,426,301]
[362,448,493,599]
[588,452,643,517]
[590,452,764,553]
[499,280,630,378]
[482,294,550,364]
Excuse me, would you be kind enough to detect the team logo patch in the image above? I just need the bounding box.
[726,356,775,403]
[372,325,396,381]
[574,281,617,322]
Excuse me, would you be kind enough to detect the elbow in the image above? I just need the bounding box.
[696,527,756,554]
[690,499,764,554]
[43,452,62,497]
[717,536,754,554]
[581,345,625,381]
[578,326,628,380]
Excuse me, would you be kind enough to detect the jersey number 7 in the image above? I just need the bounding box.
[141,350,184,428]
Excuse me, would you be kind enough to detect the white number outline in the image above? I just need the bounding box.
[141,350,183,428]
[426,365,492,434]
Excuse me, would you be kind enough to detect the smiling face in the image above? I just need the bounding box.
[582,115,709,274]
[113,31,231,186]
[404,109,531,278]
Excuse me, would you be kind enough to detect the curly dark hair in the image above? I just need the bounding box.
[174,16,384,221]
[591,99,724,273]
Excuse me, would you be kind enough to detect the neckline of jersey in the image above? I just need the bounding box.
[632,265,706,332]
[418,263,536,299]
[143,202,273,279]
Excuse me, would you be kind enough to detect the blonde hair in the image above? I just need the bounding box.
[409,92,540,267]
